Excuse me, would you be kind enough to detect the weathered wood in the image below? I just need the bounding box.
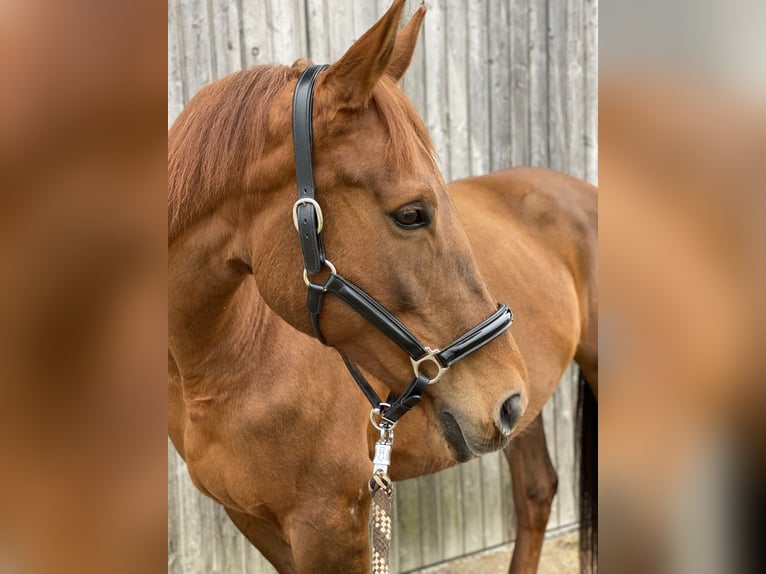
[465,0,490,176]
[168,0,597,570]
[480,451,505,548]
[547,0,567,173]
[565,0,586,179]
[437,465,464,561]
[178,0,214,99]
[422,0,450,179]
[304,0,330,63]
[584,0,599,184]
[168,1,185,127]
[446,0,470,181]
[168,442,181,572]
[555,365,579,527]
[210,0,242,78]
[395,477,423,571]
[459,458,484,555]
[418,474,443,565]
[400,1,427,119]
[499,446,517,541]
[541,391,560,528]
[529,0,550,168]
[510,0,531,166]
[488,0,512,172]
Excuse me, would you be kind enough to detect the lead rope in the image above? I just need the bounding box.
[369,415,395,574]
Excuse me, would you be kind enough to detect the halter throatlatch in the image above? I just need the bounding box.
[291,64,514,426]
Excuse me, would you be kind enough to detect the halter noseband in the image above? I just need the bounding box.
[291,65,514,426]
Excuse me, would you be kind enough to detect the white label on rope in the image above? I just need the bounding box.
[372,439,393,474]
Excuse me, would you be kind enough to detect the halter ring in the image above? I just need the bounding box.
[292,198,324,234]
[370,405,397,433]
[302,259,337,287]
[410,347,448,384]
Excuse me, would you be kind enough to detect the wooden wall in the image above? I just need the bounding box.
[168,0,597,572]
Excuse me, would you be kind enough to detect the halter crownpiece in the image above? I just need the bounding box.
[291,64,514,425]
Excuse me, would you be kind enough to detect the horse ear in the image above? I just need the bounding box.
[321,0,407,109]
[386,6,426,83]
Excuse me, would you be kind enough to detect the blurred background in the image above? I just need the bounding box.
[600,1,766,572]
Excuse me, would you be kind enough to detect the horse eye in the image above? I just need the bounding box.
[393,206,430,229]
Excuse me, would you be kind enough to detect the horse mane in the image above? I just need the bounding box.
[168,62,438,243]
[168,64,299,243]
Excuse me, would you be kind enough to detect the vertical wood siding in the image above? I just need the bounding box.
[168,0,597,571]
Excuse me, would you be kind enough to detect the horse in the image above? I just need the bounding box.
[168,1,597,572]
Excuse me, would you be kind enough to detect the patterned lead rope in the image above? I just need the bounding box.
[369,470,394,574]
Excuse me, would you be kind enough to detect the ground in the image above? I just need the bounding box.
[416,531,579,574]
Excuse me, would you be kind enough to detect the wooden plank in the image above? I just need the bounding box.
[480,451,505,547]
[268,0,307,65]
[488,0,512,172]
[422,0,450,179]
[210,0,243,78]
[175,454,209,572]
[437,465,464,561]
[211,502,248,573]
[584,0,598,184]
[541,387,560,528]
[244,541,279,574]
[240,0,272,67]
[395,477,423,571]
[528,0,549,168]
[565,0,585,179]
[446,0,470,181]
[328,0,355,60]
[178,0,215,100]
[401,1,427,120]
[353,0,379,37]
[459,458,484,554]
[466,0,490,176]
[418,473,443,565]
[510,0,530,166]
[305,0,330,63]
[554,364,579,526]
[499,446,517,541]
[390,489,401,574]
[446,0,470,180]
[547,0,567,173]
[168,443,181,574]
[168,0,185,126]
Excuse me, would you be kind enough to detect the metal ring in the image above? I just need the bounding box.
[410,347,449,384]
[302,259,337,286]
[370,406,396,432]
[292,198,324,234]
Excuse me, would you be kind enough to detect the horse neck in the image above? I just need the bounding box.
[169,210,278,385]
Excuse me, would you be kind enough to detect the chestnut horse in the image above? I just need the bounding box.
[168,1,597,572]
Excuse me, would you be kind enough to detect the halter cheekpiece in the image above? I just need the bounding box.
[291,64,514,428]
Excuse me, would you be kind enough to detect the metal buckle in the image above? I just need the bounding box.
[370,405,397,433]
[292,197,324,233]
[410,347,448,384]
[370,406,395,475]
[302,259,337,286]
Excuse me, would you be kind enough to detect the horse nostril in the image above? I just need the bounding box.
[498,393,522,437]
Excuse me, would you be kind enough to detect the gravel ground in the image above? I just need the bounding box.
[414,531,579,574]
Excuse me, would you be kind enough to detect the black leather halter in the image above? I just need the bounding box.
[291,65,514,426]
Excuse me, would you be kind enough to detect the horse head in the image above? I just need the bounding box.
[169,0,529,461]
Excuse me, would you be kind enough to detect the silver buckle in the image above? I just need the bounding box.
[410,347,448,384]
[292,197,324,233]
[302,258,336,286]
